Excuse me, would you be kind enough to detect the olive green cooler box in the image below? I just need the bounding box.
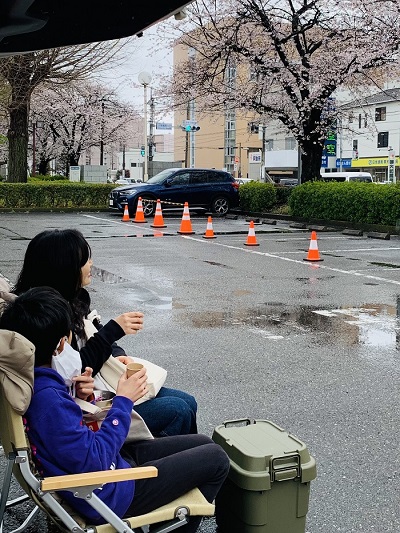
[212,419,317,533]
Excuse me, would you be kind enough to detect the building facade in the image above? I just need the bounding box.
[337,88,400,182]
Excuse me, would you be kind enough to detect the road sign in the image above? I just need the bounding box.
[388,148,396,183]
[182,120,198,127]
[336,158,352,168]
[156,122,172,130]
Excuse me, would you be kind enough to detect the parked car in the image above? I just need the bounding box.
[235,178,255,185]
[114,178,139,185]
[277,178,298,187]
[109,168,240,217]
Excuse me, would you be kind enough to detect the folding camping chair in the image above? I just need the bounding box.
[0,331,215,533]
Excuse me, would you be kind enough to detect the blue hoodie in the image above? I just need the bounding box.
[25,367,135,524]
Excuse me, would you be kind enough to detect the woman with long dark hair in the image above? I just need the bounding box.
[12,229,197,437]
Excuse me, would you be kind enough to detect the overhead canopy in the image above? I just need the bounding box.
[0,0,191,56]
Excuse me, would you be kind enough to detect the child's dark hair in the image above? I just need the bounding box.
[0,287,73,367]
[13,229,91,338]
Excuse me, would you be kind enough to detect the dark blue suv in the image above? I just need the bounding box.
[109,168,239,217]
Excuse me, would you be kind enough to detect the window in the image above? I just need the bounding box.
[375,107,386,121]
[285,137,296,150]
[208,171,227,183]
[265,139,274,151]
[377,132,389,148]
[189,171,208,184]
[358,114,362,129]
[348,112,354,123]
[170,173,190,186]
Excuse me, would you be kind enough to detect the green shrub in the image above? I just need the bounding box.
[0,182,115,209]
[28,174,68,182]
[288,182,400,225]
[274,185,293,206]
[239,182,277,212]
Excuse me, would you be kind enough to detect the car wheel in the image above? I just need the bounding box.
[140,196,157,217]
[211,196,230,215]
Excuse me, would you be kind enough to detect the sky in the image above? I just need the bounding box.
[100,29,175,128]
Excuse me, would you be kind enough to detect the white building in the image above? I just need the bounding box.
[337,88,400,182]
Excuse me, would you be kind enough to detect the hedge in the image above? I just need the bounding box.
[288,182,400,226]
[239,182,277,212]
[0,182,115,209]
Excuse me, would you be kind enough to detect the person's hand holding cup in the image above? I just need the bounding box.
[117,363,148,403]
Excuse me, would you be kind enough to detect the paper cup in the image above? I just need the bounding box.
[126,362,144,378]
[96,399,113,409]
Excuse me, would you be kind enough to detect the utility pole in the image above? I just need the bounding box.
[100,101,105,166]
[189,99,195,168]
[237,142,242,178]
[184,102,190,167]
[260,125,266,181]
[149,89,155,162]
[32,122,36,177]
[138,71,152,182]
[338,117,343,172]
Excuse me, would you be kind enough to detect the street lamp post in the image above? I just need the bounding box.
[32,122,37,177]
[138,71,152,181]
[100,101,105,166]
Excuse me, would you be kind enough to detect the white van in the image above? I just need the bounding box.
[320,171,373,183]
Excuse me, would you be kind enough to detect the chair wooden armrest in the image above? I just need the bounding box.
[40,466,158,491]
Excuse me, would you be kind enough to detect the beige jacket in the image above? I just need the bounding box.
[0,277,16,312]
[0,330,34,414]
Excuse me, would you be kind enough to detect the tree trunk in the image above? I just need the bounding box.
[38,158,50,176]
[7,98,29,182]
[300,139,323,183]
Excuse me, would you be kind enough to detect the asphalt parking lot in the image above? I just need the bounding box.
[1,210,400,532]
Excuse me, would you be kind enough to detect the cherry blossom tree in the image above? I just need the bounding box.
[169,0,400,181]
[30,82,140,176]
[0,41,131,182]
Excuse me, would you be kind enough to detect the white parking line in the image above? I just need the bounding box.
[183,236,400,286]
[281,247,400,254]
[82,214,168,234]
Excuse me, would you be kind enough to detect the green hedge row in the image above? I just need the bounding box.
[0,183,115,209]
[288,182,400,226]
[239,182,277,212]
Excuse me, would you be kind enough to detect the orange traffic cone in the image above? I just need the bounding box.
[244,220,259,246]
[150,199,167,228]
[133,197,147,223]
[177,202,195,234]
[121,203,130,222]
[304,231,323,262]
[203,216,216,239]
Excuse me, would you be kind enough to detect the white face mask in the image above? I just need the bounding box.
[51,339,82,396]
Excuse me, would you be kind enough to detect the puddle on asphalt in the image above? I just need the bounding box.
[187,302,400,348]
[92,266,130,284]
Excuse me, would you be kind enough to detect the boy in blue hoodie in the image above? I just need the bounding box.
[0,287,229,531]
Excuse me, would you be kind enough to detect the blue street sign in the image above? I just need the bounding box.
[321,155,328,168]
[336,158,352,168]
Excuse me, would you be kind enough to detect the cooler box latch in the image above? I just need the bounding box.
[271,454,301,482]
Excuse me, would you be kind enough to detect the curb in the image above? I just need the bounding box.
[366,232,390,240]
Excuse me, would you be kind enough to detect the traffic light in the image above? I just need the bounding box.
[140,145,145,156]
[184,125,200,132]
